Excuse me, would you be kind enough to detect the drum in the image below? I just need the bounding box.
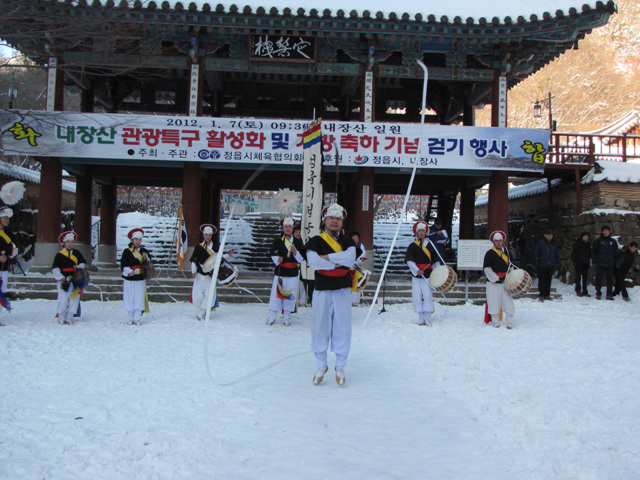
[72,268,90,290]
[142,258,155,279]
[429,265,457,293]
[202,252,217,273]
[504,269,533,298]
[217,260,238,286]
[353,269,372,293]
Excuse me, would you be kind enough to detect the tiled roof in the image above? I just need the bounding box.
[92,0,617,24]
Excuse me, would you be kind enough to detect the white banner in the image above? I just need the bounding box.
[300,119,323,280]
[0,111,550,172]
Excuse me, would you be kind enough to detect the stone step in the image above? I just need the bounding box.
[8,273,560,305]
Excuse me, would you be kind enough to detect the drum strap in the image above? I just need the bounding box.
[59,248,78,265]
[130,246,143,262]
[0,229,11,245]
[415,240,432,263]
[202,241,214,256]
[492,248,509,266]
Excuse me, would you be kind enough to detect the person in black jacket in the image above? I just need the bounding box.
[572,231,592,297]
[305,204,359,385]
[592,225,619,300]
[612,242,638,302]
[534,229,560,301]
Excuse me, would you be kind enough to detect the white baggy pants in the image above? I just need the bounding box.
[310,287,352,369]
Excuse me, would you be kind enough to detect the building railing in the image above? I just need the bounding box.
[546,132,640,166]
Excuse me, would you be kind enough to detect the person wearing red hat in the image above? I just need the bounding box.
[405,221,441,326]
[120,228,152,325]
[51,231,87,325]
[305,203,361,385]
[189,224,234,321]
[483,230,515,329]
[267,217,305,326]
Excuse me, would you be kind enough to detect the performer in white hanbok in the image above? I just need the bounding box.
[51,231,87,325]
[190,223,233,320]
[120,228,151,326]
[306,204,362,386]
[267,217,305,326]
[350,231,367,306]
[405,221,441,326]
[483,230,515,329]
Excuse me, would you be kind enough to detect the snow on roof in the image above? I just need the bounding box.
[582,160,640,184]
[114,1,616,22]
[586,110,640,136]
[475,178,563,206]
[0,162,76,193]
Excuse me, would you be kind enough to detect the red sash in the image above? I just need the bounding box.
[280,262,298,268]
[317,267,349,277]
[416,264,431,270]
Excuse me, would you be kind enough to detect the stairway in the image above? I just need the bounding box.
[8,270,559,306]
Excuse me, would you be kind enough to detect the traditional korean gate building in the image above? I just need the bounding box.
[0,0,617,267]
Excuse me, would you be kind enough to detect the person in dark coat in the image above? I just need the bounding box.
[612,242,638,302]
[572,231,592,297]
[534,229,560,301]
[592,225,619,300]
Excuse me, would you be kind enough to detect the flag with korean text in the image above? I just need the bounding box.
[301,118,323,281]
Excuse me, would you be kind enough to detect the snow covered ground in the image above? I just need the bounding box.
[1,280,639,480]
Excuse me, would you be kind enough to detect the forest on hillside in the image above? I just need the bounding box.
[477,0,640,132]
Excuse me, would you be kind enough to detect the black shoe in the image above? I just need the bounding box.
[606,296,614,301]
[623,297,630,302]
[545,296,552,301]
[582,292,591,298]
[596,293,602,300]
[576,291,583,297]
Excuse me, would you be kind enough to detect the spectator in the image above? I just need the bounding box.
[534,229,560,301]
[612,241,639,302]
[428,218,449,263]
[592,226,619,300]
[572,231,592,297]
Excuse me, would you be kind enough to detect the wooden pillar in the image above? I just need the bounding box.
[575,169,583,215]
[97,183,117,266]
[33,56,66,269]
[211,185,221,245]
[487,171,509,237]
[74,174,93,265]
[182,162,202,268]
[487,70,509,238]
[459,187,476,239]
[33,157,62,267]
[352,168,374,259]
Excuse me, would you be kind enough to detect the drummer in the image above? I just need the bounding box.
[405,221,441,326]
[51,231,87,325]
[190,223,233,321]
[267,217,305,326]
[120,228,152,326]
[483,230,515,329]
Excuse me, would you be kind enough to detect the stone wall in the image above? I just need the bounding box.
[475,180,640,287]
